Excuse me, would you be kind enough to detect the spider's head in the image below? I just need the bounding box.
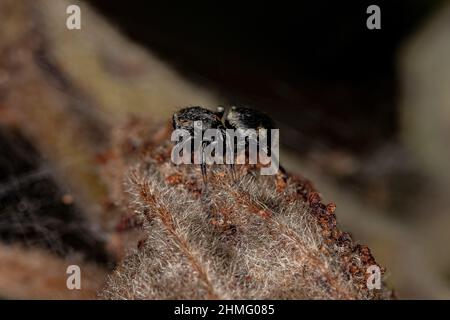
[172,106,224,133]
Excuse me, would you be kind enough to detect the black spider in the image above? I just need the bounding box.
[172,105,283,187]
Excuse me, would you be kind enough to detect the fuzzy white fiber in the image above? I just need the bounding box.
[99,121,393,300]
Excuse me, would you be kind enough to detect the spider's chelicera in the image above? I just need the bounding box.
[171,106,280,184]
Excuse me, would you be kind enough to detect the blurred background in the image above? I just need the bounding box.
[1,0,450,299]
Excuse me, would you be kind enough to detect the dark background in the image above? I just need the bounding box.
[87,0,440,154]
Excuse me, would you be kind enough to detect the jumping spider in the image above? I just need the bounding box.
[172,105,282,187]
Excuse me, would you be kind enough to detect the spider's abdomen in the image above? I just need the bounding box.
[225,106,275,130]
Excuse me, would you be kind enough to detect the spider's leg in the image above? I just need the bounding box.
[200,141,209,190]
[200,162,208,187]
[222,127,237,182]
